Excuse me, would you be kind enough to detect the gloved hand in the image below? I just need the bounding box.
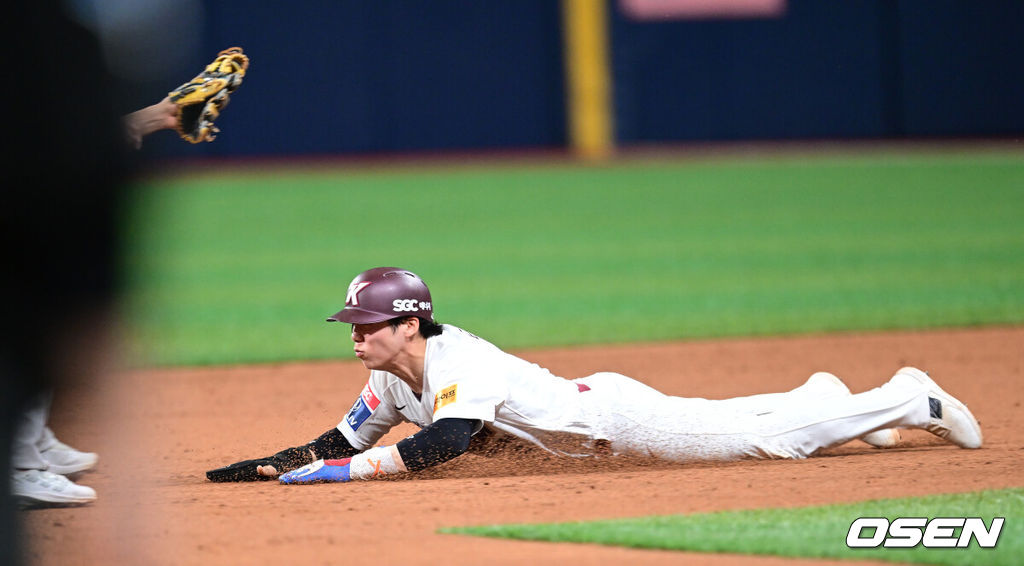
[206,445,314,482]
[279,459,352,484]
[168,47,250,143]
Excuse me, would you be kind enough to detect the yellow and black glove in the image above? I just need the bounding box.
[168,47,250,143]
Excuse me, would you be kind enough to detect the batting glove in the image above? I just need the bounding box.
[279,458,352,484]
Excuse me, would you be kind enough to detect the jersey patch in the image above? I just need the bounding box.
[433,384,458,414]
[345,382,381,431]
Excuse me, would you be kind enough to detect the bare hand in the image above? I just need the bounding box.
[122,97,178,149]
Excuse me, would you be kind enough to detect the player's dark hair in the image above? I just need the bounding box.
[388,316,443,339]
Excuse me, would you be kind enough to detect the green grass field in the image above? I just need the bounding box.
[122,149,1024,366]
[441,488,1023,565]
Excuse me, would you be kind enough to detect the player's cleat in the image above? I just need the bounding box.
[888,367,983,449]
[11,469,96,507]
[40,439,99,476]
[803,372,902,448]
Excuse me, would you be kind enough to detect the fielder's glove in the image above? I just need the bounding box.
[206,445,313,482]
[168,47,250,143]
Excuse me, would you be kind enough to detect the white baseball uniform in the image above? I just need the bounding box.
[338,325,933,462]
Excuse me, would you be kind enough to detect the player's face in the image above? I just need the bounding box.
[350,321,403,369]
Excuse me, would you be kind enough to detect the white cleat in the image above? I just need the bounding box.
[804,372,902,448]
[889,367,983,449]
[40,440,99,476]
[12,469,97,507]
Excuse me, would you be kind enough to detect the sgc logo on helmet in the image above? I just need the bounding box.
[393,299,431,313]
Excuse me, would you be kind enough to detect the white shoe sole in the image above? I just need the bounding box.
[891,367,983,449]
[13,486,96,508]
[15,494,96,508]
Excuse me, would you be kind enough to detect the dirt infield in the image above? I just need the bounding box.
[22,326,1023,566]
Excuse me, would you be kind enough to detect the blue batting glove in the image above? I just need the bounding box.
[279,458,351,484]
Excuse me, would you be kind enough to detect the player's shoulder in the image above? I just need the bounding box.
[425,324,508,377]
[366,369,405,395]
[428,325,495,358]
[434,324,493,347]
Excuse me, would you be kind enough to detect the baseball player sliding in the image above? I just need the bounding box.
[207,267,982,484]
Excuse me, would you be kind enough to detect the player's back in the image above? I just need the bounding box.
[428,325,592,450]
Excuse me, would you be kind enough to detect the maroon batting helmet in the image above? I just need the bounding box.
[327,267,434,324]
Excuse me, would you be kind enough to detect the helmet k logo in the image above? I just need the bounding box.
[346,281,372,306]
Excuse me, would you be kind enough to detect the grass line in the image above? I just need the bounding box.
[441,488,1023,565]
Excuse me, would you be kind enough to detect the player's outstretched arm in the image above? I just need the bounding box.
[279,418,477,484]
[205,427,360,482]
[122,97,178,149]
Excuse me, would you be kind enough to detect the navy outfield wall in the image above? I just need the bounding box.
[896,0,1024,137]
[154,0,1023,158]
[154,0,567,158]
[610,0,1024,143]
